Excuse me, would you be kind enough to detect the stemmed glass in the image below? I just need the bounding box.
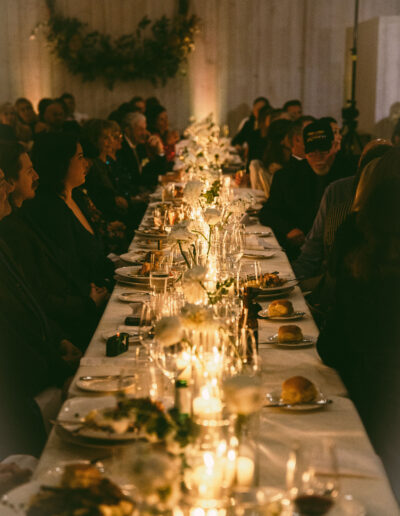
[286,440,339,515]
[149,261,170,294]
[224,224,245,266]
[153,340,192,383]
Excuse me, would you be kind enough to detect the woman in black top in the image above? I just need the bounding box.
[29,132,113,293]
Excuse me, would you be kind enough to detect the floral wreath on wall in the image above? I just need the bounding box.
[33,0,200,89]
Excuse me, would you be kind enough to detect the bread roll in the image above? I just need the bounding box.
[281,376,318,404]
[278,324,303,343]
[268,299,294,317]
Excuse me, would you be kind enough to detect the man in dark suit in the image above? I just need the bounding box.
[259,119,354,259]
[118,111,168,193]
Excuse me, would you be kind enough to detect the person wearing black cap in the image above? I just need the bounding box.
[258,119,354,259]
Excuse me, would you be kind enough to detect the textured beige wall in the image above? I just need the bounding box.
[1,0,400,133]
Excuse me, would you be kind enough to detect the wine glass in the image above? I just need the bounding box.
[224,224,245,266]
[153,340,192,383]
[286,440,339,516]
[149,262,170,294]
[239,261,261,291]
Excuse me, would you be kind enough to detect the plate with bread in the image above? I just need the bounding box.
[267,325,315,347]
[259,299,305,321]
[265,376,331,411]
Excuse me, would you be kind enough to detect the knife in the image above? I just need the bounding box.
[264,399,333,408]
[79,374,135,381]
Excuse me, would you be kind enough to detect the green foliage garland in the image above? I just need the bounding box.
[37,0,200,89]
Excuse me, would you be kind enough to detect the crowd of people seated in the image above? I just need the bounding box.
[0,92,399,498]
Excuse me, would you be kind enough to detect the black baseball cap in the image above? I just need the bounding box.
[303,120,334,154]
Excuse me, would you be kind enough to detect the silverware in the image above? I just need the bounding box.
[79,374,135,381]
[264,399,333,408]
[50,418,86,426]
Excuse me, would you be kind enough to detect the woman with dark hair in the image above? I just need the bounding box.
[0,140,104,349]
[317,147,400,498]
[146,104,178,163]
[28,132,113,294]
[15,97,37,131]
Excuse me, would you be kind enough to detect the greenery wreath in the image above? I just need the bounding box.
[35,0,200,89]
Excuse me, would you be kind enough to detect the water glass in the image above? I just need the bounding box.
[286,440,339,515]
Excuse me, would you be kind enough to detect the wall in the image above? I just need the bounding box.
[1,0,400,133]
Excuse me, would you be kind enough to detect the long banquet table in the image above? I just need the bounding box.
[34,191,399,515]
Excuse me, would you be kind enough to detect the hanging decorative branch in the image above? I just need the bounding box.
[32,0,200,89]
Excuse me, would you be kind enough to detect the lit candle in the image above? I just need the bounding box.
[192,385,223,419]
[236,456,255,486]
[176,350,192,380]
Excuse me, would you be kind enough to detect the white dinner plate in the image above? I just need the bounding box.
[265,389,330,411]
[256,286,295,299]
[243,251,276,259]
[115,266,149,284]
[258,309,306,321]
[267,334,316,348]
[258,279,298,293]
[57,397,139,442]
[246,229,272,237]
[133,240,171,251]
[119,251,148,263]
[135,229,168,239]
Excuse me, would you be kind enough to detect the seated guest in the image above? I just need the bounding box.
[129,96,146,113]
[60,92,89,125]
[29,132,114,290]
[246,104,271,165]
[317,148,400,498]
[0,140,105,349]
[118,111,168,192]
[249,118,292,197]
[0,102,30,142]
[15,97,38,136]
[0,168,73,456]
[293,139,393,280]
[35,99,80,136]
[146,104,178,163]
[286,115,315,161]
[232,96,271,150]
[259,119,354,258]
[283,99,303,121]
[83,119,130,221]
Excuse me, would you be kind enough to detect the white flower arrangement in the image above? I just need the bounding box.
[168,222,196,243]
[183,180,204,202]
[154,316,183,347]
[204,208,222,225]
[184,265,207,282]
[223,375,264,415]
[180,303,216,330]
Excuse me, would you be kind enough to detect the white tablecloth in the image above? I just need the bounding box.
[34,201,399,515]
